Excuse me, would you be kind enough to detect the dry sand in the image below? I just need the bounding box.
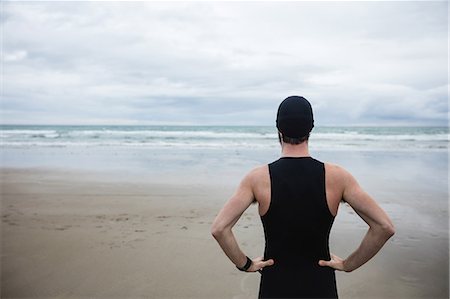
[1,168,448,298]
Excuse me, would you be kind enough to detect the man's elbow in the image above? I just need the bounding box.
[381,222,395,239]
[211,223,226,239]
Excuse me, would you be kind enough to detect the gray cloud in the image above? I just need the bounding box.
[2,1,448,125]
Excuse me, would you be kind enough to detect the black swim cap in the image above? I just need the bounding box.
[276,96,314,138]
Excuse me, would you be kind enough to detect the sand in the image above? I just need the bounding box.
[1,167,448,298]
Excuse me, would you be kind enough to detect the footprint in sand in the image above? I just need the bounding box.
[154,231,166,235]
[55,225,72,231]
[115,216,129,222]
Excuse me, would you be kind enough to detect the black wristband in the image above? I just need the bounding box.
[236,256,252,272]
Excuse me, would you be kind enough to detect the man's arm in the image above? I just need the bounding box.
[319,167,395,272]
[211,169,274,272]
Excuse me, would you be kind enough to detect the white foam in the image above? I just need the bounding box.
[1,127,448,151]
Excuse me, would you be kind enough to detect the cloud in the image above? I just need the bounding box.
[2,1,448,125]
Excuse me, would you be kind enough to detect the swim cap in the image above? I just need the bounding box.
[276,96,314,138]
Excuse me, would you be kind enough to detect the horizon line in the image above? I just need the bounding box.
[0,123,448,128]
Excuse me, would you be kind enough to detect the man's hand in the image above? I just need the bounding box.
[318,253,348,272]
[248,256,274,272]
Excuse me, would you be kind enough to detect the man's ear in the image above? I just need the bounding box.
[278,131,283,145]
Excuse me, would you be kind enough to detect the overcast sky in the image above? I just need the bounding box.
[2,1,448,126]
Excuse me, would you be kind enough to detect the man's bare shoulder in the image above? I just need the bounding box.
[325,162,350,175]
[324,162,352,185]
[246,165,270,207]
[246,164,269,182]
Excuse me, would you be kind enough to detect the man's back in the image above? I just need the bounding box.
[251,159,343,219]
[258,156,337,298]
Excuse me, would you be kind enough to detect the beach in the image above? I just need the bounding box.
[1,126,449,298]
[3,0,448,297]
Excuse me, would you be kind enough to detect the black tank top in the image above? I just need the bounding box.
[259,157,338,298]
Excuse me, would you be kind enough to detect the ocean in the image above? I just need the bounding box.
[1,125,448,151]
[1,125,448,186]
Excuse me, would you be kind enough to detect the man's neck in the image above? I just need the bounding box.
[281,141,310,158]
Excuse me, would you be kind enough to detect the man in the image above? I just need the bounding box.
[211,96,395,298]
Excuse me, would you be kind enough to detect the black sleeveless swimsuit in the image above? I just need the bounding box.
[259,157,338,298]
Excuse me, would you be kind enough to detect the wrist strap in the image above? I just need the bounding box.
[236,256,252,272]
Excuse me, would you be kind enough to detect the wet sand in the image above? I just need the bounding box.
[1,166,448,298]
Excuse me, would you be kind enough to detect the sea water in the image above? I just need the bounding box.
[1,125,447,151]
[0,125,448,186]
